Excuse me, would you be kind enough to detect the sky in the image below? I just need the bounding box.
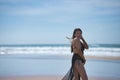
[0,0,120,44]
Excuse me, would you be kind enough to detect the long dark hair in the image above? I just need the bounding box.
[71,28,82,53]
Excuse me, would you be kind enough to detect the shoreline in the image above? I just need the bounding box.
[85,55,120,61]
[0,75,120,80]
[0,54,120,79]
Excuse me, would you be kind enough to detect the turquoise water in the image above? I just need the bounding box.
[0,54,120,78]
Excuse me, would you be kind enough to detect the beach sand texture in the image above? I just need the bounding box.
[0,57,120,80]
[0,75,120,80]
[0,54,120,80]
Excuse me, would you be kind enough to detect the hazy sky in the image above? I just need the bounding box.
[0,0,120,44]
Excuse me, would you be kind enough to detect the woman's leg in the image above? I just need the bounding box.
[74,66,79,80]
[75,60,88,80]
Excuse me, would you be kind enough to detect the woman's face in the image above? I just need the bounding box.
[75,30,82,38]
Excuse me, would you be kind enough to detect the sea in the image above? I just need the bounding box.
[0,44,120,78]
[0,44,120,57]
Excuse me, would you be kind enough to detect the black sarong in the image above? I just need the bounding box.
[62,54,84,80]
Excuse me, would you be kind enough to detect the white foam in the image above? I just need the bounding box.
[0,46,120,57]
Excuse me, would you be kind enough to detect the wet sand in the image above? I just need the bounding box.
[0,75,120,80]
[85,55,120,60]
[0,54,120,80]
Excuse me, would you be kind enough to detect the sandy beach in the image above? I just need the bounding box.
[0,75,120,80]
[0,54,120,80]
[85,55,120,61]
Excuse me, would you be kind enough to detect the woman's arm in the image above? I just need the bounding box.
[81,36,89,49]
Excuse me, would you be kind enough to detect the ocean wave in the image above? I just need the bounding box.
[0,46,120,57]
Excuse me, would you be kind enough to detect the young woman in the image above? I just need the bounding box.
[62,28,89,80]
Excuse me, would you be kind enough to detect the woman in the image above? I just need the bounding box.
[62,28,89,80]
